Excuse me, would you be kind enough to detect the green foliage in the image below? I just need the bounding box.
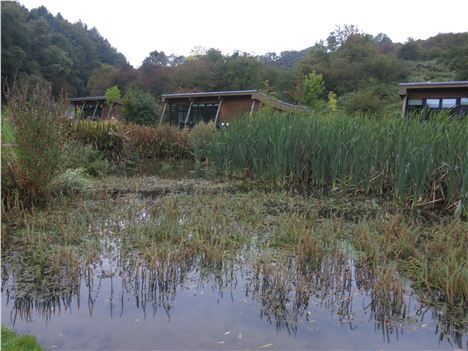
[203,111,468,214]
[60,142,110,177]
[1,2,126,96]
[122,88,158,125]
[47,168,92,196]
[1,109,15,143]
[3,77,65,206]
[124,123,191,159]
[188,122,217,163]
[301,71,325,108]
[69,119,127,162]
[341,90,384,115]
[105,85,121,104]
[405,60,456,82]
[327,91,337,111]
[1,325,44,351]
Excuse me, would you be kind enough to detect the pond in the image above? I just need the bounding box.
[1,165,466,350]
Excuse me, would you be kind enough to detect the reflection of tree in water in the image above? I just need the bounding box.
[1,244,465,348]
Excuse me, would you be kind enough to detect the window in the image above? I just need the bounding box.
[441,98,457,108]
[407,98,423,114]
[408,99,423,106]
[426,99,440,108]
[461,98,468,105]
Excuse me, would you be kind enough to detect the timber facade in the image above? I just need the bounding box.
[159,90,307,128]
[399,81,468,118]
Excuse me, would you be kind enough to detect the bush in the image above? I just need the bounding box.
[341,90,384,115]
[2,77,65,207]
[1,325,44,351]
[47,168,92,196]
[67,119,127,162]
[124,123,191,159]
[122,88,158,125]
[60,142,110,177]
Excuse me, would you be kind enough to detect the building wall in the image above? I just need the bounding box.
[219,97,257,123]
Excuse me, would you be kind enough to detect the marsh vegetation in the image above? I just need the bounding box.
[2,171,467,349]
[1,81,467,350]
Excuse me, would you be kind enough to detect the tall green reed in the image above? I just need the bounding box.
[203,111,468,214]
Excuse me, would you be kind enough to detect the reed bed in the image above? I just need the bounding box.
[203,111,468,214]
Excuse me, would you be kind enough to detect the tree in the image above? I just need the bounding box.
[142,50,169,67]
[301,71,325,108]
[105,85,121,118]
[122,88,158,125]
[326,24,360,52]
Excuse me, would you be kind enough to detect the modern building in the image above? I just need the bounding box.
[399,81,468,117]
[69,96,122,119]
[159,90,307,128]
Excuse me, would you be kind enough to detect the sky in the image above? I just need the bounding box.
[19,0,468,68]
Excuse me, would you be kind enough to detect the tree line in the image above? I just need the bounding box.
[2,2,468,121]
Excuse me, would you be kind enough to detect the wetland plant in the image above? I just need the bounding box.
[203,111,468,215]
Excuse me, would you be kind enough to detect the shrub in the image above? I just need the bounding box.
[124,123,191,159]
[60,142,110,177]
[47,168,92,196]
[341,90,384,115]
[3,77,65,206]
[68,119,127,162]
[122,88,158,125]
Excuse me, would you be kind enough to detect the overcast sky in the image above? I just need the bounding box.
[19,0,468,67]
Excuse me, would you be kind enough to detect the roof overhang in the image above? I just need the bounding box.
[69,96,123,105]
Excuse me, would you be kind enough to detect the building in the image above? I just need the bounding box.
[69,96,122,119]
[159,90,307,128]
[399,81,468,117]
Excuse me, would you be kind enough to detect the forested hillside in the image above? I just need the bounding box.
[1,1,127,96]
[2,2,467,114]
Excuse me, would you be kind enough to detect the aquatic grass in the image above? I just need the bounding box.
[204,111,468,214]
[1,325,44,351]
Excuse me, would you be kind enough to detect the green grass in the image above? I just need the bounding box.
[202,111,468,215]
[1,326,44,351]
[1,118,15,144]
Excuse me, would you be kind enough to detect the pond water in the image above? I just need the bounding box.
[2,243,465,350]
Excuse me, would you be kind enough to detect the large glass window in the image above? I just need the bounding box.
[169,102,219,128]
[441,98,457,108]
[461,97,468,105]
[408,99,423,106]
[426,99,440,108]
[407,99,423,114]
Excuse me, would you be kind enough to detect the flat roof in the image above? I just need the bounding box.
[399,81,468,95]
[161,90,308,112]
[70,96,106,102]
[161,90,258,99]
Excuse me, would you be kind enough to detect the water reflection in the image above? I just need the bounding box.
[2,241,466,350]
